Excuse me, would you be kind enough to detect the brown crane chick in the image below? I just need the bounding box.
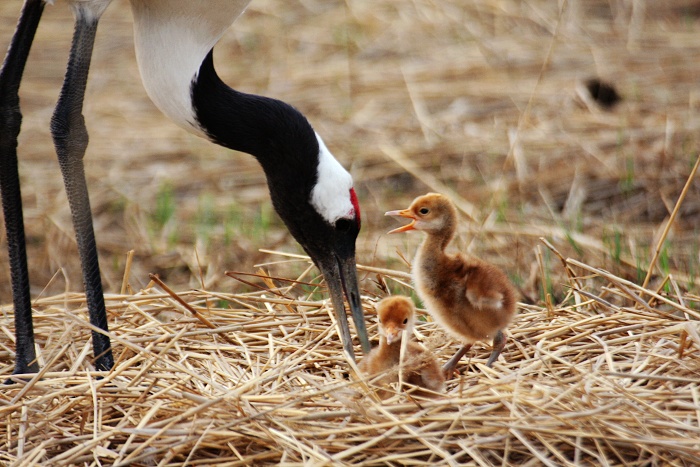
[358,296,444,398]
[386,193,517,377]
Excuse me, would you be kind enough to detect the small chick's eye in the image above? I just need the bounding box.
[335,218,353,232]
[419,207,429,215]
[403,318,408,324]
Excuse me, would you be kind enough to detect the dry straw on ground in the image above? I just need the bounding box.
[1,250,699,465]
[2,0,700,465]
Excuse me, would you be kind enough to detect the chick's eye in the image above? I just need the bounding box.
[335,218,353,232]
[403,318,408,324]
[419,207,429,215]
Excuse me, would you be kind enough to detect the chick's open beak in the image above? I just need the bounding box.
[385,209,416,234]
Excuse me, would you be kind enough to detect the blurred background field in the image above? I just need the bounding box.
[1,0,700,465]
[1,0,699,301]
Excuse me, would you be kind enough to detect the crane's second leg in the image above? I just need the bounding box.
[51,2,114,372]
[0,0,46,377]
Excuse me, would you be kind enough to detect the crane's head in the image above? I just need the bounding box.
[376,296,415,346]
[261,131,369,358]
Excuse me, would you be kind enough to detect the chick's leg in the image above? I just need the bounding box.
[485,330,506,367]
[442,343,472,379]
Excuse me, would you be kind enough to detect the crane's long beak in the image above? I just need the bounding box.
[318,254,370,359]
[385,209,416,234]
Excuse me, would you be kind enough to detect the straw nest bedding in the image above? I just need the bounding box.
[2,0,700,465]
[1,250,699,466]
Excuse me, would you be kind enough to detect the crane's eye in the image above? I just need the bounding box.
[419,207,429,215]
[403,318,408,324]
[335,218,353,232]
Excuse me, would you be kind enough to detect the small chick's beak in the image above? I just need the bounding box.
[384,326,402,345]
[385,209,416,234]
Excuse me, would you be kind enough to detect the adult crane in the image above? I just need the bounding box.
[0,0,370,376]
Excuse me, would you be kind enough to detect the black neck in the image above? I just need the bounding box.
[191,51,319,192]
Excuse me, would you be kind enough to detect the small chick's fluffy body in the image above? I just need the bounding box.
[358,296,444,398]
[387,193,517,372]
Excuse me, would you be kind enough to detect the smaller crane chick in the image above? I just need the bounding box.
[358,296,444,398]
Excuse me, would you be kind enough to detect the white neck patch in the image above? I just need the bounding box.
[310,134,355,224]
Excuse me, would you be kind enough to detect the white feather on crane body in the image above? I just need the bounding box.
[130,0,252,135]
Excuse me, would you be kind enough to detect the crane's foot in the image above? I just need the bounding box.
[4,360,40,385]
[94,349,114,373]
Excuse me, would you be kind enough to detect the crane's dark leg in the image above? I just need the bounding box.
[50,2,113,371]
[0,0,46,376]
